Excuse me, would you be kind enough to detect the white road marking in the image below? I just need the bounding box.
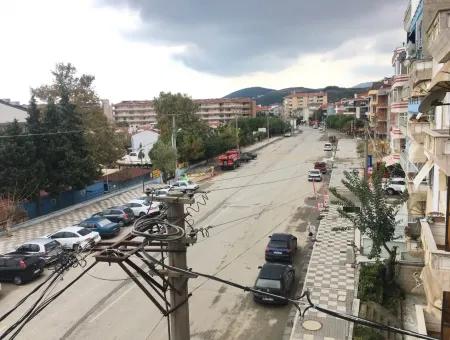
[89,284,135,323]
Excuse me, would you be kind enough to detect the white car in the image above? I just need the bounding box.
[384,178,407,195]
[171,180,199,192]
[125,199,161,217]
[323,143,333,151]
[308,169,323,182]
[45,226,101,251]
[284,132,292,137]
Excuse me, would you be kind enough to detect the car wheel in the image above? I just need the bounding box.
[139,212,146,217]
[386,188,395,195]
[13,275,23,285]
[73,244,81,252]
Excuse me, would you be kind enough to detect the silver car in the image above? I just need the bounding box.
[9,238,63,265]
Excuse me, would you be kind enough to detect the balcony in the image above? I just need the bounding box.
[409,59,433,88]
[426,9,450,63]
[423,128,450,175]
[408,120,430,143]
[399,113,408,135]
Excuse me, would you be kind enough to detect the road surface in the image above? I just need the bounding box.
[0,127,330,340]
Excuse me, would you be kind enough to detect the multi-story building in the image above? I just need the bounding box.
[112,100,157,129]
[0,99,27,130]
[368,78,392,138]
[398,0,450,336]
[388,47,409,155]
[333,94,369,117]
[282,91,328,120]
[194,98,256,127]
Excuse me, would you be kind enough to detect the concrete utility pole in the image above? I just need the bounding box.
[235,114,239,150]
[363,120,369,181]
[164,191,192,340]
[172,115,178,178]
[266,115,270,139]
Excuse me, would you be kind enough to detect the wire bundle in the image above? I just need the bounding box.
[132,217,185,241]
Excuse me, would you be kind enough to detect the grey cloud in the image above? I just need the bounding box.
[99,0,405,75]
[352,64,393,79]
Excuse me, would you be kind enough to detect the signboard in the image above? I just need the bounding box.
[152,169,161,179]
[258,128,267,133]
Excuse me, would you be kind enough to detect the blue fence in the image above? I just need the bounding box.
[22,174,162,219]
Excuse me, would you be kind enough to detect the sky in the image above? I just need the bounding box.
[0,0,406,104]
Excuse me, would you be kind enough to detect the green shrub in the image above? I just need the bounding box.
[354,325,384,340]
[358,262,384,304]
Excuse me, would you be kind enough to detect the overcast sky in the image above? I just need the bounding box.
[0,0,405,104]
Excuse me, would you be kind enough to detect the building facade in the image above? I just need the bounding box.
[368,78,392,138]
[0,99,27,129]
[111,98,256,129]
[282,91,328,120]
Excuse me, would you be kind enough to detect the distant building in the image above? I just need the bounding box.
[112,100,157,130]
[282,91,328,120]
[101,99,114,122]
[333,94,369,117]
[194,98,257,128]
[368,78,392,138]
[130,130,159,156]
[0,99,28,129]
[111,98,256,129]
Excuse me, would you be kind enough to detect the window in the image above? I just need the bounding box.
[269,240,288,248]
[52,232,65,239]
[97,219,111,227]
[256,279,281,289]
[111,210,122,215]
[77,229,92,236]
[45,241,61,252]
[65,232,78,238]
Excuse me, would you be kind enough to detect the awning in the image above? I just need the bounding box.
[413,159,433,191]
[382,154,400,167]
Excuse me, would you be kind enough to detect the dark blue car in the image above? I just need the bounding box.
[78,217,120,238]
[265,233,298,263]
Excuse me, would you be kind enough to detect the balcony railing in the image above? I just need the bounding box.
[400,151,419,174]
[420,219,450,270]
[424,128,450,175]
[409,59,432,87]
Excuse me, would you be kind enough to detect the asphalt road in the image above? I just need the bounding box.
[0,127,330,340]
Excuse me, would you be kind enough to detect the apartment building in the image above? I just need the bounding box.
[112,100,157,129]
[398,0,450,336]
[282,91,328,120]
[333,94,369,117]
[195,98,256,127]
[368,78,392,138]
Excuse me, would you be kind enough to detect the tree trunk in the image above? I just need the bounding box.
[5,215,13,237]
[383,244,397,282]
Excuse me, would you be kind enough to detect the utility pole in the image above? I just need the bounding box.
[172,115,177,179]
[164,191,193,340]
[363,120,369,181]
[235,114,239,150]
[266,115,270,139]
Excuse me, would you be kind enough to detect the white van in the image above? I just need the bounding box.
[323,143,333,151]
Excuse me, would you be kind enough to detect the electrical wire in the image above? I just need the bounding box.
[140,253,435,340]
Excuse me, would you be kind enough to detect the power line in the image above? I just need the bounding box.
[141,253,435,340]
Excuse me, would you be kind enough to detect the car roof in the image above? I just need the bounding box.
[56,226,84,233]
[84,216,107,221]
[259,263,289,280]
[270,233,292,241]
[22,238,55,245]
[109,205,127,210]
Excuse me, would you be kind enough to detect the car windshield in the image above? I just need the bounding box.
[78,228,92,236]
[269,240,287,248]
[188,181,194,185]
[45,240,60,252]
[97,219,111,227]
[256,278,281,289]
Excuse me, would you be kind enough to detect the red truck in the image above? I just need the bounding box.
[218,149,241,170]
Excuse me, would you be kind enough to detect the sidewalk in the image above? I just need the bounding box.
[288,139,360,340]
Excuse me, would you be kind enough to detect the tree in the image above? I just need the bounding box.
[329,166,408,280]
[149,141,176,182]
[34,63,125,166]
[0,120,37,235]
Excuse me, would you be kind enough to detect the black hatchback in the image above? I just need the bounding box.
[253,263,295,304]
[0,254,45,285]
[92,206,135,226]
[265,233,298,263]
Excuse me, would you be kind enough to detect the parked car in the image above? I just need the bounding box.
[284,132,292,137]
[323,143,333,151]
[78,217,121,238]
[253,263,295,304]
[384,177,407,195]
[45,226,101,251]
[125,199,161,217]
[171,180,199,193]
[265,233,298,263]
[8,239,63,265]
[92,206,135,225]
[314,161,327,174]
[0,254,45,285]
[308,169,322,182]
